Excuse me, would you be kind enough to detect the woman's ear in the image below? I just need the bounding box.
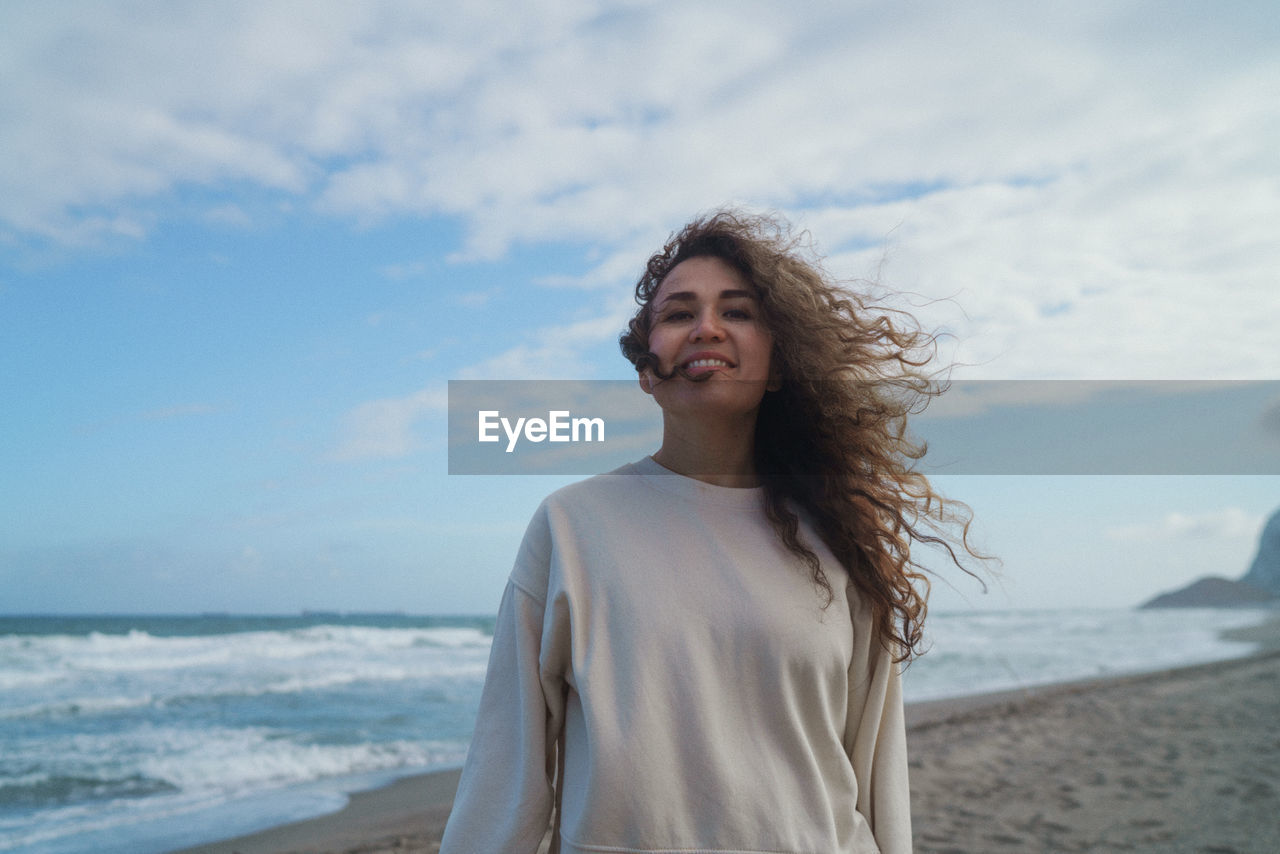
[639,371,654,395]
[766,358,783,392]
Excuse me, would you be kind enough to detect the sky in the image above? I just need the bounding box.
[2,1,1278,615]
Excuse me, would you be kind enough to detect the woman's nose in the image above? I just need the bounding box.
[691,310,725,341]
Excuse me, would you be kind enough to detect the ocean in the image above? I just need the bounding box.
[0,608,1268,854]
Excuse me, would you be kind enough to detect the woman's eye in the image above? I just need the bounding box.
[662,311,693,322]
[724,308,752,319]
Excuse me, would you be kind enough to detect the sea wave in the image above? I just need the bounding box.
[0,625,491,671]
[0,609,1267,854]
[0,723,468,853]
[905,607,1267,701]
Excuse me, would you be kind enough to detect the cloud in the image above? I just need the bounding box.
[205,204,253,227]
[459,293,637,380]
[328,387,447,461]
[454,287,501,308]
[332,304,636,462]
[1107,508,1265,543]
[5,2,1279,377]
[378,260,429,281]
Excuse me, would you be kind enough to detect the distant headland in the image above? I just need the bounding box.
[1140,506,1280,608]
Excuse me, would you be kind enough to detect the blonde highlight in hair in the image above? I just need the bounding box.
[620,209,986,661]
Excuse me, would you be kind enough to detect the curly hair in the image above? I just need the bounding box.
[620,209,984,661]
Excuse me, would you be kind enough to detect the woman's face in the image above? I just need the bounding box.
[642,255,776,420]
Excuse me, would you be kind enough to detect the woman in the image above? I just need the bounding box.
[440,210,978,854]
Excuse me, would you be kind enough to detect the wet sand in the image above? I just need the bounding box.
[171,615,1280,854]
[908,648,1280,853]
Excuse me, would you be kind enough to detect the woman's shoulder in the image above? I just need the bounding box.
[519,457,657,536]
[538,457,659,513]
[548,455,768,512]
[510,460,656,597]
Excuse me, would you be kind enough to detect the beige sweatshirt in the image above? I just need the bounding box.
[440,457,911,854]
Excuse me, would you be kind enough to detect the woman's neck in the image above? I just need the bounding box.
[651,415,761,488]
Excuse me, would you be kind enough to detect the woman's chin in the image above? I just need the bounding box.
[654,382,768,419]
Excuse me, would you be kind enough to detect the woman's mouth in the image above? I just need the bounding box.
[683,357,733,375]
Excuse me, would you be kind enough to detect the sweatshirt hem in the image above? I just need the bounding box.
[560,837,843,854]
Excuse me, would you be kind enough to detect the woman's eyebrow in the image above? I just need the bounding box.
[658,288,756,305]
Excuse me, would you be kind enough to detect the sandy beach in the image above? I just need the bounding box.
[171,616,1280,854]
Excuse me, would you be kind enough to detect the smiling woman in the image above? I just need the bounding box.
[440,209,985,854]
[636,255,779,472]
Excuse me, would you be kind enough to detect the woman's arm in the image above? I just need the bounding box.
[844,594,913,854]
[440,507,567,852]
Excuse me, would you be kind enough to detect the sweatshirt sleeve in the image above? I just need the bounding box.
[440,506,568,853]
[844,595,913,854]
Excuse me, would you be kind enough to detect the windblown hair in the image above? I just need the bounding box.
[620,210,984,661]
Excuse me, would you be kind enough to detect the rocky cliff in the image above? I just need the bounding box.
[1240,506,1280,595]
[1140,506,1280,609]
[1140,576,1274,609]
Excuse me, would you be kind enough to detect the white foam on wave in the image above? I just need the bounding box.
[0,721,469,853]
[1,625,493,673]
[139,729,463,792]
[1,620,492,853]
[5,722,466,796]
[0,692,156,721]
[0,624,494,724]
[905,607,1268,702]
[289,624,492,649]
[0,669,63,692]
